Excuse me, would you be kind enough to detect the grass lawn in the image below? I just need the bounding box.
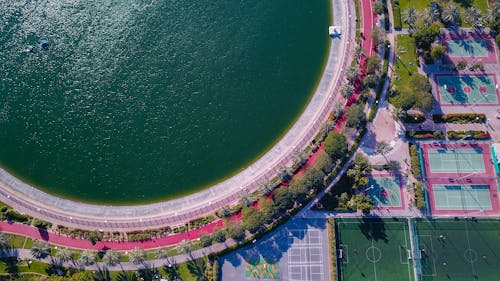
[397,0,489,28]
[391,34,419,104]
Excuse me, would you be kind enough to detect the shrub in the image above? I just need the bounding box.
[447,130,490,140]
[409,143,422,180]
[5,210,31,224]
[433,113,485,124]
[403,113,425,123]
[32,219,52,230]
[405,130,444,139]
[414,182,425,209]
[393,4,402,30]
[457,60,468,70]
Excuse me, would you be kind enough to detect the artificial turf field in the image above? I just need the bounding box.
[336,218,414,281]
[415,219,500,281]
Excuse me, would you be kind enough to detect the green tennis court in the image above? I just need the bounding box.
[427,148,485,173]
[337,219,414,281]
[367,176,402,207]
[447,40,489,57]
[431,184,492,210]
[436,75,497,105]
[416,219,500,281]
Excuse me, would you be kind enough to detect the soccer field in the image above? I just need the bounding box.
[416,219,500,281]
[337,218,414,281]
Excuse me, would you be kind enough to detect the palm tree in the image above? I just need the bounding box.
[217,205,232,217]
[127,247,146,265]
[278,166,293,182]
[403,7,418,28]
[116,271,138,281]
[154,248,168,260]
[464,7,482,26]
[331,103,344,120]
[30,240,51,260]
[259,180,275,196]
[293,151,308,167]
[78,250,97,266]
[177,239,194,255]
[0,232,9,249]
[102,250,121,267]
[484,5,500,24]
[341,84,355,99]
[346,65,361,82]
[93,265,111,281]
[442,4,461,26]
[238,191,255,207]
[55,247,73,263]
[353,45,365,61]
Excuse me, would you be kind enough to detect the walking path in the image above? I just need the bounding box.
[0,0,354,232]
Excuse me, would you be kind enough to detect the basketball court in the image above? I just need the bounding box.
[337,218,414,281]
[416,219,500,281]
[435,74,498,106]
[366,175,403,209]
[440,29,497,63]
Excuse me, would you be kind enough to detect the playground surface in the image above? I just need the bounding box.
[336,218,414,281]
[419,142,500,216]
[366,175,403,209]
[415,219,500,281]
[434,74,498,106]
[220,218,331,281]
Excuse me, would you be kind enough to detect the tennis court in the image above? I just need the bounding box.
[446,39,489,58]
[416,219,500,281]
[366,176,402,208]
[426,148,485,174]
[337,219,414,281]
[435,74,498,105]
[431,184,492,211]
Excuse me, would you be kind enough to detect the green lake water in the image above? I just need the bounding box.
[0,0,330,204]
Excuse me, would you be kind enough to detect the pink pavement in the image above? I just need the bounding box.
[0,219,223,251]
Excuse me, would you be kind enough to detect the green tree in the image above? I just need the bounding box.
[442,4,460,26]
[239,191,256,208]
[278,166,293,182]
[212,228,226,243]
[413,22,441,50]
[127,247,146,265]
[55,247,73,263]
[345,104,366,128]
[341,84,355,99]
[430,44,447,60]
[293,151,309,168]
[414,90,434,112]
[375,141,392,158]
[177,239,194,254]
[102,250,121,267]
[354,45,365,61]
[332,103,344,120]
[226,223,246,241]
[273,187,294,212]
[363,74,378,88]
[116,271,138,281]
[30,240,51,260]
[365,55,381,75]
[68,271,94,281]
[87,230,103,246]
[289,175,309,202]
[0,232,9,249]
[323,132,348,161]
[155,248,168,259]
[260,180,275,196]
[457,60,468,70]
[258,197,277,224]
[373,2,385,15]
[217,205,232,218]
[199,232,213,247]
[78,250,97,266]
[241,207,263,234]
[314,150,334,174]
[347,65,361,82]
[403,7,418,28]
[464,7,482,26]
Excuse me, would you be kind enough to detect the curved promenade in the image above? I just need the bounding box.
[0,0,355,231]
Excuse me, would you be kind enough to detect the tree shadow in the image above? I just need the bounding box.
[93,265,112,281]
[162,258,180,281]
[1,257,19,275]
[358,216,388,242]
[38,228,49,241]
[186,255,206,279]
[45,257,67,277]
[138,263,160,281]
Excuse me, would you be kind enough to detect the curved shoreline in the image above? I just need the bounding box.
[0,0,355,231]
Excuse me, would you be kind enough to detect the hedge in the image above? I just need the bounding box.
[403,113,425,123]
[409,143,422,180]
[5,210,32,224]
[392,2,402,30]
[328,218,338,281]
[433,113,486,124]
[447,130,491,140]
[414,182,425,209]
[405,130,445,139]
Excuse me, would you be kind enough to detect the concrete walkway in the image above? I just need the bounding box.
[0,0,356,232]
